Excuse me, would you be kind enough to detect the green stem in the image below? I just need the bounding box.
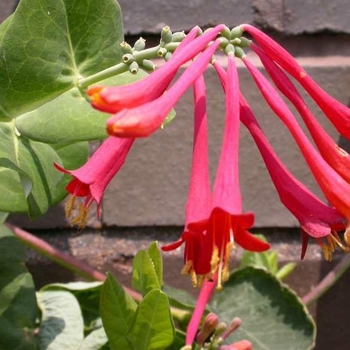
[133,45,161,61]
[79,62,129,88]
[302,252,350,305]
[7,223,142,302]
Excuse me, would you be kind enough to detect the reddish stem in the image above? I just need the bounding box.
[6,223,142,302]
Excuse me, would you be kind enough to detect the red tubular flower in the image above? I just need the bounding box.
[55,136,134,228]
[213,60,345,259]
[106,40,220,138]
[163,56,269,289]
[243,56,350,258]
[253,44,350,183]
[241,24,350,139]
[239,95,345,259]
[88,25,225,113]
[162,75,212,284]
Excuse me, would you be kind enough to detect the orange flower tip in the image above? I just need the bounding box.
[87,85,110,110]
[107,117,142,137]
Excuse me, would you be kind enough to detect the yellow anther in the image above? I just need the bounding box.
[181,260,192,275]
[65,196,76,218]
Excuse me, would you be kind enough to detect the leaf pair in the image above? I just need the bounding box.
[100,242,174,350]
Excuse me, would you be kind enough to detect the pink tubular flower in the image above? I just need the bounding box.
[106,40,220,138]
[243,56,350,259]
[241,24,350,139]
[213,59,345,258]
[55,136,134,228]
[253,44,350,183]
[88,25,225,113]
[163,56,269,290]
[239,95,345,259]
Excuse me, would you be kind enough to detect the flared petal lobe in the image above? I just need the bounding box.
[55,136,134,227]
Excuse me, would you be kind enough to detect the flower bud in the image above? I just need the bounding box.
[161,26,173,44]
[172,31,186,42]
[196,313,219,345]
[122,54,134,64]
[120,41,133,54]
[141,59,156,72]
[221,317,242,340]
[129,61,139,74]
[134,37,146,51]
[230,25,243,39]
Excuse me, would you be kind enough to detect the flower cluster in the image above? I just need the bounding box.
[57,24,350,287]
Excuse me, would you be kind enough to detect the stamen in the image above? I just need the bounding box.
[65,195,76,218]
[181,260,192,275]
[210,246,219,274]
[329,232,349,252]
[320,243,332,262]
[190,270,198,288]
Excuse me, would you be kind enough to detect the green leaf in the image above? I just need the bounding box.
[148,242,163,287]
[100,273,137,350]
[128,289,174,350]
[0,0,123,119]
[0,121,88,218]
[42,281,103,329]
[37,289,84,350]
[16,72,147,143]
[210,267,316,350]
[80,326,108,350]
[132,250,161,296]
[0,120,63,218]
[0,225,38,350]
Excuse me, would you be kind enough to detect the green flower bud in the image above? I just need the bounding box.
[164,52,173,61]
[230,25,244,39]
[171,31,186,42]
[129,61,139,74]
[234,46,246,59]
[220,25,231,40]
[157,47,168,57]
[134,37,146,51]
[165,42,180,52]
[120,41,133,54]
[161,26,173,44]
[224,43,235,55]
[238,37,252,47]
[141,59,156,72]
[122,53,134,64]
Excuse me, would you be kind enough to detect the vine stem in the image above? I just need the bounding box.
[302,252,350,305]
[6,223,142,302]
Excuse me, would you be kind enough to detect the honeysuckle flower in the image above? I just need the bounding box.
[243,56,350,259]
[88,25,225,114]
[162,75,212,283]
[55,136,134,228]
[241,24,350,139]
[213,59,345,258]
[163,56,269,289]
[239,94,345,259]
[106,40,220,138]
[253,44,350,183]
